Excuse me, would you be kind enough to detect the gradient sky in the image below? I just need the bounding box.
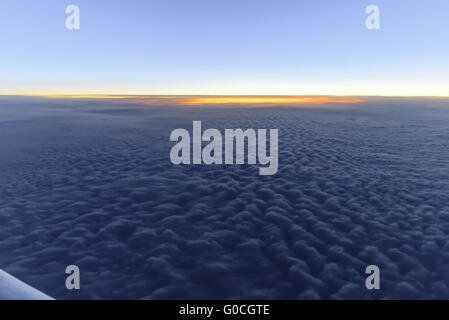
[1,0,448,96]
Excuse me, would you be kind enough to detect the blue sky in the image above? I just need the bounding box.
[0,0,448,96]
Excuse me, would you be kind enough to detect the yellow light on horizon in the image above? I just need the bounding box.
[181,96,366,106]
[5,94,368,106]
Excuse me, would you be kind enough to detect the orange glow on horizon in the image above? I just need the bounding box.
[120,96,367,107]
[181,96,366,106]
[30,95,367,106]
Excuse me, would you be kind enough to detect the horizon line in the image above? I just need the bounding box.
[3,94,449,107]
[1,94,449,98]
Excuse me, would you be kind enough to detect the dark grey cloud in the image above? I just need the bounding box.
[1,97,449,299]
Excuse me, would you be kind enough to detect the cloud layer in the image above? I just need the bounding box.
[1,97,449,299]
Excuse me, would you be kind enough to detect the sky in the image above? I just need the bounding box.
[0,0,448,96]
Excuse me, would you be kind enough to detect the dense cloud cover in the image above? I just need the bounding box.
[1,97,449,299]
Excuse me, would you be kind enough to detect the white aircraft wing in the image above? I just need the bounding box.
[0,269,53,300]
